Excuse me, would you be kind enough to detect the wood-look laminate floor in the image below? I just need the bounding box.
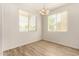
[3,40,79,56]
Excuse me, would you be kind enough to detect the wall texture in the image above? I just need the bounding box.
[43,4,79,49]
[2,4,42,51]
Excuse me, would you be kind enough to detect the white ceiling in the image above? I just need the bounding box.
[16,3,67,13]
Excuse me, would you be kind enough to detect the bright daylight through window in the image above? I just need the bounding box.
[48,11,68,32]
[19,10,36,32]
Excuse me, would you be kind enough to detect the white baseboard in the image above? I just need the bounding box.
[3,39,41,51]
[43,39,79,50]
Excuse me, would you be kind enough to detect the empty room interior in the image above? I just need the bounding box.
[0,3,79,56]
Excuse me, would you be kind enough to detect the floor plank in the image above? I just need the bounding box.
[3,40,79,56]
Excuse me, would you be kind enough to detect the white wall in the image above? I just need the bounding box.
[2,4,42,51]
[43,4,79,49]
[0,4,2,55]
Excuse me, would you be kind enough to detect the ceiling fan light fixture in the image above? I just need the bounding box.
[40,8,49,15]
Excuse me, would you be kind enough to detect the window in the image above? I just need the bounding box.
[19,10,36,32]
[29,16,36,31]
[19,14,29,32]
[48,11,67,32]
